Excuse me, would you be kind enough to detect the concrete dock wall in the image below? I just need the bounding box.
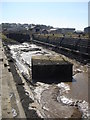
[33,35,89,57]
[6,33,30,43]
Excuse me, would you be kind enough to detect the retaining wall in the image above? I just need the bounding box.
[33,35,89,55]
[32,35,90,62]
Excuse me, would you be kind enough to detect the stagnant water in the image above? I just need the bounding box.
[8,42,89,118]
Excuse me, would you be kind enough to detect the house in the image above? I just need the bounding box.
[42,29,48,34]
[48,28,60,34]
[84,26,90,33]
[48,28,75,34]
[61,28,75,34]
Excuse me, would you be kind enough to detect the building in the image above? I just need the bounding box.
[42,29,48,34]
[84,26,90,33]
[48,28,75,34]
[48,28,62,34]
[61,28,75,34]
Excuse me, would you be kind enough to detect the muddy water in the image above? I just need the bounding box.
[60,55,88,102]
[40,86,82,118]
[66,72,88,102]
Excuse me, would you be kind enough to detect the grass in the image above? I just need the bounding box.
[37,33,89,39]
[38,33,63,38]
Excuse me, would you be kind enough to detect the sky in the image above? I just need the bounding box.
[0,2,89,31]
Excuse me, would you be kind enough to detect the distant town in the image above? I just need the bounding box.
[0,23,90,35]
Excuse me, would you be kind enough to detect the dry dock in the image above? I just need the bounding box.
[0,39,89,119]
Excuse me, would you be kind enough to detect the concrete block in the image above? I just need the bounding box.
[31,55,73,83]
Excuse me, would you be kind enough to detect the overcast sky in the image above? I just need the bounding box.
[0,2,88,30]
